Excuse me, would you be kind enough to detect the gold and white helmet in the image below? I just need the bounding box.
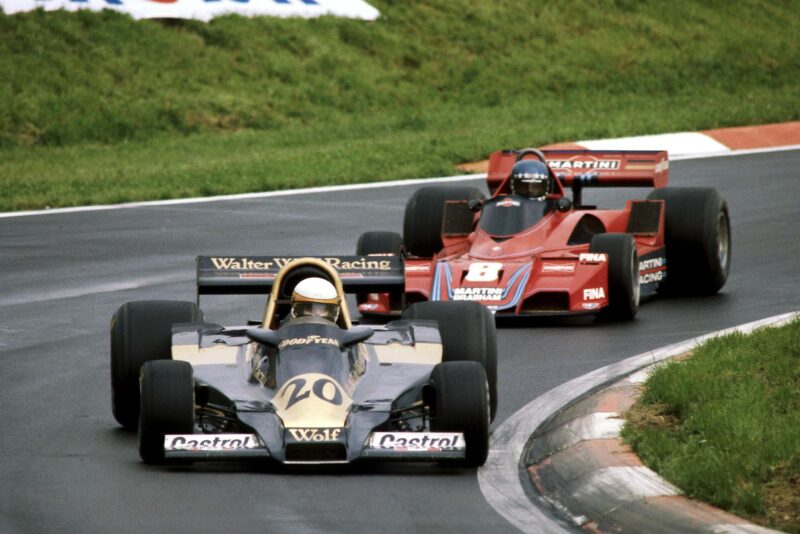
[290,277,340,322]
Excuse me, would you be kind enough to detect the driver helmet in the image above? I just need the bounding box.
[290,277,340,322]
[510,160,551,199]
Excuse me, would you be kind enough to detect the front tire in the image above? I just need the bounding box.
[647,187,731,295]
[589,233,639,321]
[430,362,490,467]
[403,301,498,421]
[138,360,195,465]
[403,186,484,257]
[110,300,202,429]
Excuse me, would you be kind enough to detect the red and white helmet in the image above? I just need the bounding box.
[290,277,340,322]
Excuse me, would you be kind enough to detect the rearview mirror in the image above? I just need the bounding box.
[557,197,573,212]
[341,326,374,347]
[246,328,280,348]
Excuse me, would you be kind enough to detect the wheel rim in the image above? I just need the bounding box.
[717,211,730,270]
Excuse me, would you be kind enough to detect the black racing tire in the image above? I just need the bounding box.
[138,360,195,465]
[647,187,731,295]
[589,233,640,321]
[403,301,498,422]
[110,300,202,429]
[356,231,404,256]
[403,186,484,258]
[355,231,404,308]
[430,362,490,467]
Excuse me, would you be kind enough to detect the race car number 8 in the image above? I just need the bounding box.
[465,262,503,282]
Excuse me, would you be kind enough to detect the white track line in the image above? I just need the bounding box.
[477,311,798,533]
[711,525,781,534]
[0,272,189,308]
[578,132,731,155]
[2,145,798,220]
[670,143,800,161]
[0,174,482,219]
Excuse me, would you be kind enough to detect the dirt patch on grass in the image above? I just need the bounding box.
[757,464,800,533]
[625,401,681,430]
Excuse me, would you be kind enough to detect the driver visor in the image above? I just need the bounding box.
[292,301,340,322]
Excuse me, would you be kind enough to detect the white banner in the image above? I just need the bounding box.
[0,0,379,21]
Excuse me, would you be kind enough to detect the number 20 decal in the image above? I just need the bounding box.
[465,262,503,282]
[281,376,344,410]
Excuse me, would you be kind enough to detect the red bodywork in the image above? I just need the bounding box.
[360,149,670,316]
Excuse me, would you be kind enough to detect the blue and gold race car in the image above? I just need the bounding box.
[110,256,497,467]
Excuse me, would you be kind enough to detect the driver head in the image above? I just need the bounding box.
[290,277,340,322]
[510,160,551,199]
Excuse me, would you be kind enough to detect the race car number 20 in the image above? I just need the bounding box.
[281,376,344,410]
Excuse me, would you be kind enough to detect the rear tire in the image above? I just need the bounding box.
[139,360,195,465]
[589,233,639,321]
[430,362,490,467]
[356,231,403,256]
[403,301,498,422]
[647,187,731,295]
[355,231,404,309]
[110,300,202,429]
[403,186,484,257]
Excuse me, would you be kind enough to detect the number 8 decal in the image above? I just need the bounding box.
[465,262,503,282]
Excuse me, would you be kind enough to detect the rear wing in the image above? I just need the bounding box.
[486,149,669,194]
[196,255,404,297]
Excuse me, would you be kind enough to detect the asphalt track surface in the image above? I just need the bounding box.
[1,150,798,533]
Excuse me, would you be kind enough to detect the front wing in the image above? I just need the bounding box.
[362,249,668,316]
[163,431,466,463]
[363,255,612,316]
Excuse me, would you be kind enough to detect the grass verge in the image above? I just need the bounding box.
[622,318,800,533]
[1,1,799,210]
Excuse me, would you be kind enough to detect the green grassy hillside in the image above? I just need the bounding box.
[1,0,798,209]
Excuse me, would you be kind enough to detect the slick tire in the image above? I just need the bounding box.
[647,187,731,295]
[403,186,484,258]
[403,301,498,422]
[110,300,202,429]
[430,362,490,467]
[355,231,404,310]
[356,231,404,256]
[139,360,194,465]
[589,233,640,321]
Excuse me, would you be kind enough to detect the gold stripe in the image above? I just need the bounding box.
[172,344,239,365]
[373,342,442,365]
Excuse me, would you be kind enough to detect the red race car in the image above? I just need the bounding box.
[356,148,731,320]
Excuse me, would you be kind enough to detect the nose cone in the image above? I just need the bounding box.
[430,260,533,312]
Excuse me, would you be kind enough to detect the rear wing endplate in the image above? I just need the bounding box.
[486,149,669,194]
[197,255,405,296]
